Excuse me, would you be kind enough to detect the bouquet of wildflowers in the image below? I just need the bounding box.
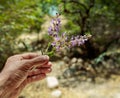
[44,13,91,56]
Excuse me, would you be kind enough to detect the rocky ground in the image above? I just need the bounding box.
[19,60,120,98]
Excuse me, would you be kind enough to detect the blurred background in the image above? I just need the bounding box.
[0,0,120,98]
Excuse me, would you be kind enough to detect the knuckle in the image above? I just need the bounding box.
[22,60,32,68]
[7,56,14,61]
[22,60,30,65]
[7,55,19,61]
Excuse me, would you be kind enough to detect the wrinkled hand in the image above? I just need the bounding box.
[0,53,52,98]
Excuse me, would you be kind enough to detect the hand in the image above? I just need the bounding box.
[0,53,52,98]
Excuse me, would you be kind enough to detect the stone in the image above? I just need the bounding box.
[63,69,73,78]
[71,57,77,63]
[51,90,62,98]
[71,63,76,67]
[77,58,83,63]
[58,61,65,67]
[46,76,59,89]
[63,56,70,63]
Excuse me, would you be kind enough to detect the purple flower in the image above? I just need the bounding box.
[56,46,60,52]
[70,40,77,47]
[69,35,88,47]
[51,42,56,47]
[71,36,74,40]
[48,17,61,37]
[54,36,60,41]
[54,26,60,33]
[48,26,53,35]
[47,13,91,52]
[78,41,82,46]
[56,18,61,24]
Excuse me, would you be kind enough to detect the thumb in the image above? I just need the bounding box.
[23,55,49,68]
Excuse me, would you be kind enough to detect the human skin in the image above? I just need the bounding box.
[0,53,52,98]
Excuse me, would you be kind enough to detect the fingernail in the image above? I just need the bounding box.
[48,62,52,65]
[45,55,49,60]
[42,55,49,61]
[48,68,52,72]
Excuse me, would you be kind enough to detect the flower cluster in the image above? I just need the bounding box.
[48,13,61,36]
[48,13,91,52]
[69,35,90,47]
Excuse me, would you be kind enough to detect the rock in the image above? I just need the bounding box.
[75,62,83,69]
[63,69,73,78]
[63,56,70,63]
[51,90,62,98]
[46,76,59,89]
[58,61,65,67]
[71,63,76,68]
[71,57,77,63]
[77,58,83,63]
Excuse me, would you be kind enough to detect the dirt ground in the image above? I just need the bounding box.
[20,61,120,98]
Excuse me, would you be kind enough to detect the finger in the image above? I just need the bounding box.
[30,60,50,69]
[23,55,49,68]
[37,62,52,68]
[26,73,46,84]
[41,62,52,67]
[21,53,40,59]
[8,53,40,61]
[28,68,52,76]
